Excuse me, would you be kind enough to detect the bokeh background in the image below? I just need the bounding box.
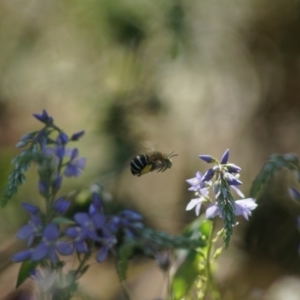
[1,0,300,299]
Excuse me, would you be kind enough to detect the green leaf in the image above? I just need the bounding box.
[16,260,38,288]
[116,241,139,281]
[2,150,33,207]
[250,153,300,198]
[171,249,203,299]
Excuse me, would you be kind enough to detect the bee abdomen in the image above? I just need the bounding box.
[130,154,149,176]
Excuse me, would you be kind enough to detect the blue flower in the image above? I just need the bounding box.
[38,180,49,196]
[198,154,216,163]
[16,203,43,246]
[89,192,103,214]
[34,130,50,150]
[57,132,69,145]
[11,249,32,262]
[206,198,257,220]
[200,149,242,184]
[33,110,53,125]
[96,236,117,262]
[31,223,73,264]
[53,197,70,214]
[201,168,215,182]
[64,148,86,177]
[223,172,242,186]
[186,188,209,216]
[226,163,241,174]
[186,171,206,191]
[119,210,143,222]
[65,208,106,254]
[70,130,85,141]
[220,149,229,164]
[65,226,89,254]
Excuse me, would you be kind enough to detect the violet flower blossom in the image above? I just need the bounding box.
[206,198,257,221]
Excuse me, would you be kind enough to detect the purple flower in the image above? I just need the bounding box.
[22,203,39,214]
[43,145,65,161]
[220,149,229,164]
[33,110,53,125]
[226,163,241,174]
[74,212,105,238]
[16,214,43,246]
[57,132,69,145]
[96,236,117,262]
[230,185,245,198]
[201,168,215,182]
[64,148,86,177]
[206,198,257,220]
[199,155,216,163]
[38,180,49,195]
[70,130,85,141]
[52,175,62,191]
[224,172,242,186]
[31,223,73,264]
[186,188,209,216]
[119,210,143,222]
[186,171,206,191]
[53,197,70,214]
[11,249,32,262]
[65,210,106,252]
[65,226,89,253]
[89,193,103,214]
[16,203,43,246]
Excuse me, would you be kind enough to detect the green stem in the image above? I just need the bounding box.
[202,219,217,299]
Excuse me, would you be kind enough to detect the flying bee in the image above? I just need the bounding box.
[130,151,178,177]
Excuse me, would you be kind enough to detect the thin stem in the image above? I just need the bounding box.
[120,281,132,300]
[202,219,217,299]
[111,249,132,300]
[74,252,91,279]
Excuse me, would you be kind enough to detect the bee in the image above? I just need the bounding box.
[130,151,178,177]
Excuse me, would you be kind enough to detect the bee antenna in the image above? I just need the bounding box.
[168,151,178,158]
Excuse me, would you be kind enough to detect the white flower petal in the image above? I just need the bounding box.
[195,203,201,216]
[206,205,220,219]
[235,198,257,209]
[231,185,245,198]
[186,199,200,211]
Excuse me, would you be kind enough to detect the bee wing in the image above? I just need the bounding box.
[143,141,156,152]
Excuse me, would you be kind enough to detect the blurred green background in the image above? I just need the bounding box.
[1,0,300,299]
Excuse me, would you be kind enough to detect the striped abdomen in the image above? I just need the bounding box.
[130,154,150,176]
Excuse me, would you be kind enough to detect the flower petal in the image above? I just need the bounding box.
[195,203,201,216]
[199,155,216,163]
[96,246,109,262]
[220,149,229,164]
[11,249,32,262]
[186,199,200,211]
[230,185,245,198]
[206,204,221,219]
[44,223,59,241]
[22,203,39,214]
[75,241,88,253]
[56,241,74,255]
[74,213,89,226]
[31,243,48,261]
[16,224,34,239]
[48,247,58,264]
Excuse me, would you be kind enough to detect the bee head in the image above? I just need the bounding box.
[166,158,173,169]
[166,151,178,168]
